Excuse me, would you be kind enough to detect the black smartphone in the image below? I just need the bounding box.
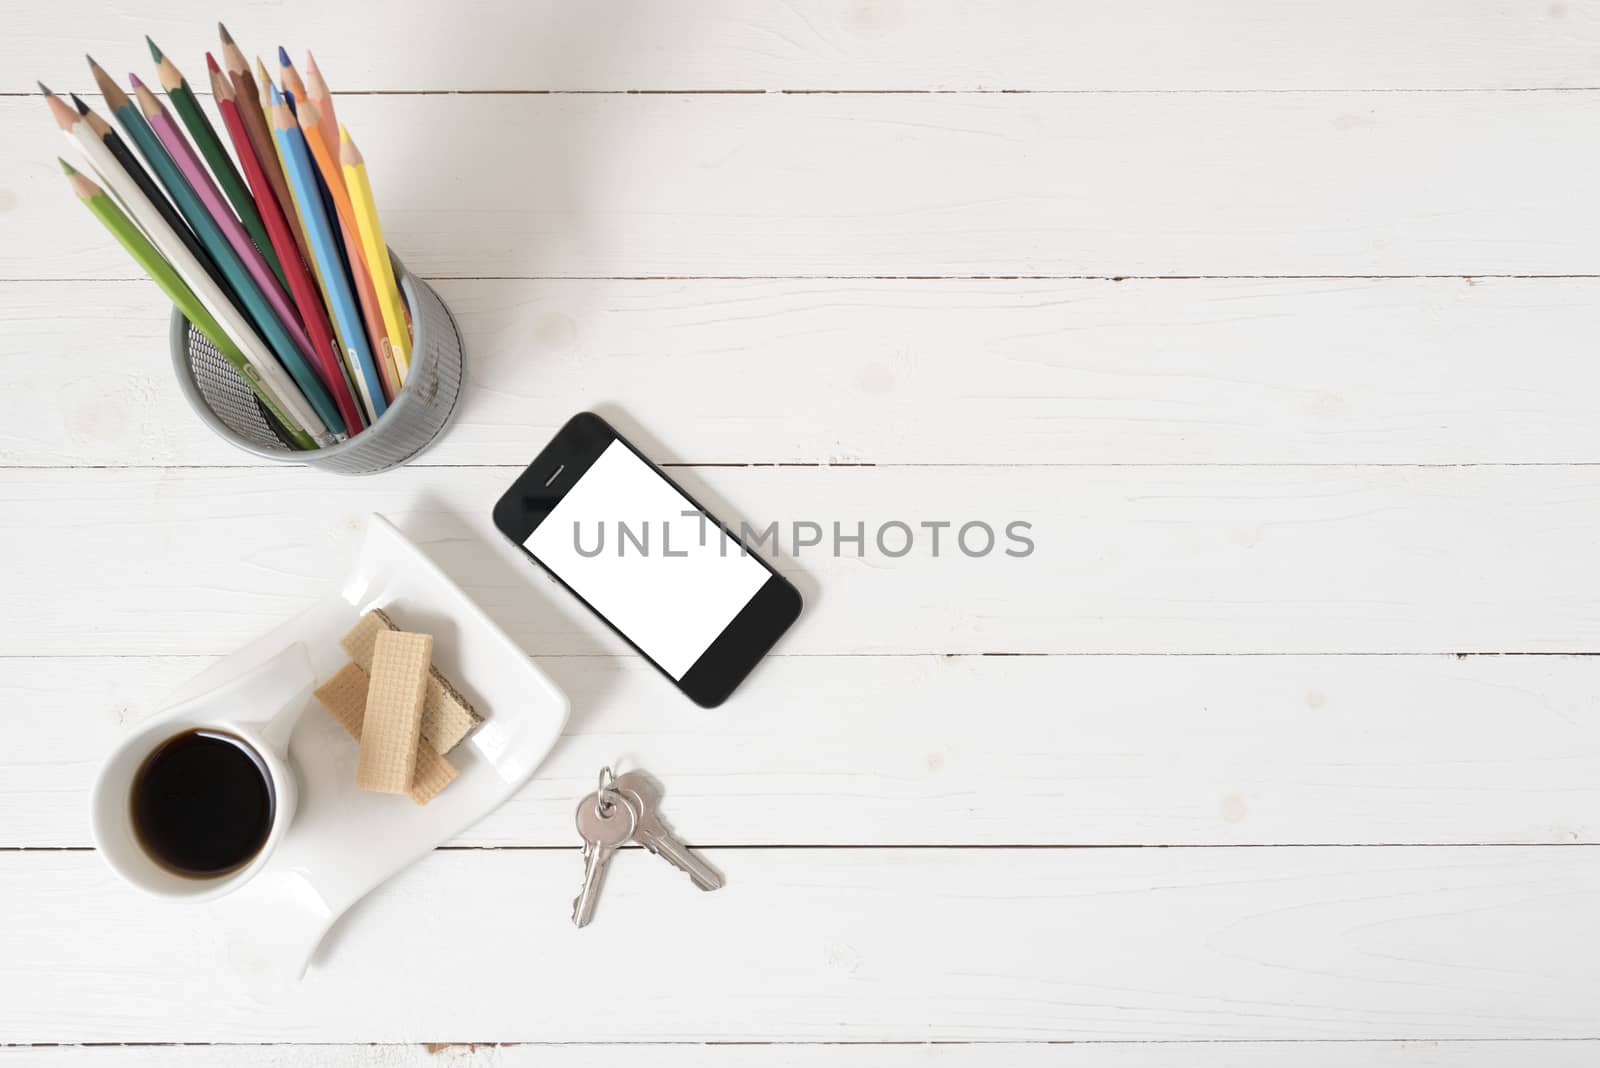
[493,413,803,707]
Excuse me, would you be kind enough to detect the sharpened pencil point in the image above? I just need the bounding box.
[146,35,162,62]
[85,53,98,68]
[70,93,89,115]
[205,51,220,74]
[218,22,234,46]
[270,84,282,105]
[43,91,80,130]
[129,72,146,89]
[58,158,76,175]
[37,81,52,96]
[278,45,291,67]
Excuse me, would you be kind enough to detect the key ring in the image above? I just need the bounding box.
[596,766,618,817]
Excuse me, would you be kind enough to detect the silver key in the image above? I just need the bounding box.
[615,770,724,891]
[572,789,637,928]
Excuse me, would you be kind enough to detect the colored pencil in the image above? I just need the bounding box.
[299,102,401,399]
[131,76,345,438]
[340,125,412,384]
[273,89,387,422]
[147,36,284,290]
[219,26,313,273]
[61,81,225,299]
[87,58,238,299]
[60,158,316,450]
[270,56,358,328]
[45,95,327,447]
[254,56,277,125]
[135,81,317,368]
[211,60,366,435]
[278,46,308,107]
[253,65,362,388]
[303,52,340,150]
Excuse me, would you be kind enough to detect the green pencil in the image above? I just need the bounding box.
[59,159,314,450]
[148,36,286,290]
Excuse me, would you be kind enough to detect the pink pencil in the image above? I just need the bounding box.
[132,75,315,365]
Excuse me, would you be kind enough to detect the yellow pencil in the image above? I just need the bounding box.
[339,125,412,380]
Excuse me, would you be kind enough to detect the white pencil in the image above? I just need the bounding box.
[45,91,336,447]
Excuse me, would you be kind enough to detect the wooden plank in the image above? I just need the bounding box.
[7,1040,1600,1067]
[3,847,1598,1042]
[7,277,1600,469]
[6,92,1599,280]
[3,465,1600,658]
[14,1,1600,93]
[7,652,1600,849]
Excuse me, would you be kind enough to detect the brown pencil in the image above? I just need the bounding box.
[219,23,314,272]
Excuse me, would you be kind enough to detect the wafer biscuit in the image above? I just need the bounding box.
[355,631,431,794]
[341,609,482,753]
[313,662,458,805]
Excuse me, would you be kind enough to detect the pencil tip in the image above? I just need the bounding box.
[85,52,98,68]
[277,45,291,67]
[70,93,89,115]
[36,80,51,96]
[218,22,234,46]
[129,72,146,90]
[58,157,77,175]
[146,35,162,62]
[205,52,220,73]
[270,84,282,104]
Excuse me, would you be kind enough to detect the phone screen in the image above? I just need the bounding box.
[524,439,771,680]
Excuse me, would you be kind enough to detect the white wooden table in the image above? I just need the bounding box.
[4,2,1600,1063]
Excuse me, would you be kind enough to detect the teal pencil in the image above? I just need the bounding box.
[86,56,239,315]
[271,87,387,423]
[129,76,345,438]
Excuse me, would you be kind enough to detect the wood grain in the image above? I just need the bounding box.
[6,652,1600,849]
[2,467,1599,658]
[6,1041,1600,1067]
[7,92,1600,280]
[3,847,1599,1042]
[14,1,1599,93]
[6,6,1597,1058]
[5,277,1600,468]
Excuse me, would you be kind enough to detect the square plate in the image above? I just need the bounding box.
[156,514,568,984]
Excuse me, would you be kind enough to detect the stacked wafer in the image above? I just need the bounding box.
[314,608,483,805]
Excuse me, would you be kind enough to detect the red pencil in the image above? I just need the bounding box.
[208,54,366,434]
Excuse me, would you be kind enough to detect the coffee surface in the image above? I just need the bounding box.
[130,729,275,878]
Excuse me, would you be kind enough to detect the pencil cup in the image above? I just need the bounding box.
[170,253,463,475]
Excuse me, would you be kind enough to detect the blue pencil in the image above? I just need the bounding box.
[271,87,387,422]
[281,83,358,322]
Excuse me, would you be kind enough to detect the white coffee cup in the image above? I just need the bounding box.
[90,642,315,902]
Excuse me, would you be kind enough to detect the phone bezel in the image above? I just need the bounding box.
[492,412,802,707]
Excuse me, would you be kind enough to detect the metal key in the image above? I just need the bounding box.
[572,789,637,927]
[615,770,724,891]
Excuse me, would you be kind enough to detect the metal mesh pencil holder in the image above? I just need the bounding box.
[170,253,463,475]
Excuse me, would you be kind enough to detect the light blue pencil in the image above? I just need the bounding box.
[270,87,387,422]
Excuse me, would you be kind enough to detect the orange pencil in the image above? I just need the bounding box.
[297,103,402,399]
[303,51,340,154]
[210,55,365,434]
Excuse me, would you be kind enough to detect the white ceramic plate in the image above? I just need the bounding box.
[154,514,568,984]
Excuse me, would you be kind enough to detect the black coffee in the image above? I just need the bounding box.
[130,729,275,878]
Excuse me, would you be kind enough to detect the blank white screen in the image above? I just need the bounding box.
[526,439,770,679]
